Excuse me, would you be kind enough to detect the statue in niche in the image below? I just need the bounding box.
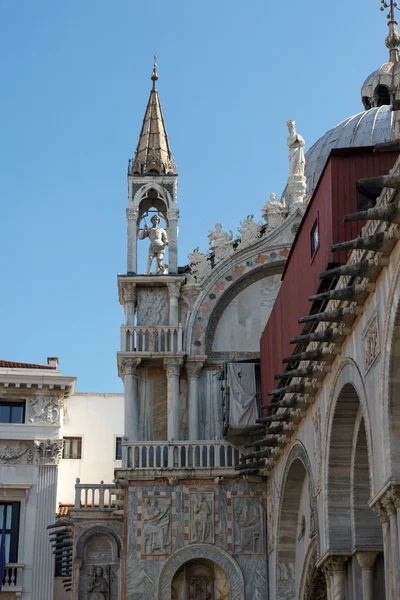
[88,566,110,600]
[287,120,306,177]
[233,498,262,553]
[142,496,171,554]
[207,223,234,263]
[139,214,168,275]
[191,493,212,543]
[188,563,214,600]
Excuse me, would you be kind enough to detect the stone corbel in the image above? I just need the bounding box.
[34,439,63,466]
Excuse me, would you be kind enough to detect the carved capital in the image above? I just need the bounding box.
[126,206,139,221]
[167,206,180,220]
[181,284,201,308]
[167,281,182,299]
[122,283,136,304]
[355,551,378,570]
[118,357,141,379]
[321,555,348,575]
[164,358,183,378]
[381,492,397,518]
[390,485,400,509]
[372,500,389,524]
[186,361,204,380]
[35,439,63,465]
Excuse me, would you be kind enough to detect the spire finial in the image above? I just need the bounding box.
[381,0,400,62]
[151,54,159,89]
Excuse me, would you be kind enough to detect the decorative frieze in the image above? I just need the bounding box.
[363,315,380,372]
[190,492,214,544]
[0,441,33,465]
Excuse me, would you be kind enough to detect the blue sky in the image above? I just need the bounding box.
[0,1,389,391]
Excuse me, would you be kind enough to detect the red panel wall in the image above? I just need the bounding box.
[260,149,398,405]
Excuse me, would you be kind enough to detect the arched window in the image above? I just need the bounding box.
[374,84,391,107]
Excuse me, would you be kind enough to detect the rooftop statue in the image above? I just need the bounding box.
[262,193,286,229]
[287,120,306,178]
[139,214,168,274]
[188,246,211,282]
[237,214,262,248]
[207,222,234,263]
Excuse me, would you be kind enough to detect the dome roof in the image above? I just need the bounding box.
[304,105,392,196]
[361,62,394,109]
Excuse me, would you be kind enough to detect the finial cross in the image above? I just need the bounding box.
[381,0,398,21]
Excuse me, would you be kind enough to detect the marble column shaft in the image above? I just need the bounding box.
[167,282,181,327]
[373,500,392,600]
[186,362,203,441]
[123,284,136,326]
[168,218,178,274]
[126,209,138,274]
[32,465,58,600]
[356,551,378,600]
[322,556,347,600]
[119,358,141,442]
[383,492,400,600]
[165,359,182,441]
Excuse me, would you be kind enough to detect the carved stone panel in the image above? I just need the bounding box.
[363,315,380,372]
[79,532,120,600]
[0,441,33,465]
[233,497,264,554]
[137,288,169,326]
[141,495,172,555]
[190,492,214,544]
[27,395,61,425]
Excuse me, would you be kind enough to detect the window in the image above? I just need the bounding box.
[0,401,25,424]
[62,437,82,459]
[115,437,122,460]
[0,502,20,563]
[310,219,319,257]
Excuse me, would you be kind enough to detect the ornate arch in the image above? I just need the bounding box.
[156,544,245,600]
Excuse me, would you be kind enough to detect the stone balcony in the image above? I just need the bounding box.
[120,324,183,353]
[74,480,117,511]
[2,564,24,593]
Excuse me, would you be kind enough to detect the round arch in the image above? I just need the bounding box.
[156,544,245,600]
[75,526,122,560]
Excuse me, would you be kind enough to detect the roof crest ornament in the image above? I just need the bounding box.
[151,54,159,89]
[380,0,400,62]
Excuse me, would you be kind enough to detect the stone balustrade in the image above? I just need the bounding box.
[74,479,116,510]
[122,440,243,470]
[120,325,183,353]
[2,564,24,591]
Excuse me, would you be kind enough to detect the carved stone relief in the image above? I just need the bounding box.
[187,562,214,600]
[80,532,120,600]
[207,223,234,264]
[188,247,212,283]
[137,288,169,326]
[237,215,262,249]
[142,496,171,555]
[35,439,63,465]
[233,497,263,554]
[364,315,380,372]
[190,492,214,544]
[0,441,33,465]
[88,565,110,599]
[27,395,61,425]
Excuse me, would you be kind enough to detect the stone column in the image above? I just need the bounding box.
[167,281,181,327]
[322,564,334,600]
[356,551,378,600]
[119,357,141,441]
[123,283,136,326]
[32,440,63,600]
[392,487,400,560]
[186,361,204,440]
[322,556,348,600]
[164,358,183,441]
[373,500,392,600]
[126,207,138,275]
[383,491,400,599]
[167,206,179,274]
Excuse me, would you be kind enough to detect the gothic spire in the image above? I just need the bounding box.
[130,56,177,176]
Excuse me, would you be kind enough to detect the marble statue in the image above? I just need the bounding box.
[192,493,212,543]
[207,223,234,263]
[142,496,171,554]
[237,214,262,248]
[261,193,286,229]
[287,120,305,177]
[139,214,168,274]
[88,566,109,600]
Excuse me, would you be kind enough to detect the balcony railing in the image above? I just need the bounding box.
[2,564,24,591]
[121,440,243,470]
[120,325,183,353]
[74,479,116,510]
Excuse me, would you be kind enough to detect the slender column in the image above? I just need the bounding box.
[322,556,348,600]
[164,358,183,441]
[186,361,204,440]
[167,207,179,274]
[167,281,181,327]
[32,440,63,600]
[123,283,136,326]
[322,565,334,600]
[118,357,141,441]
[126,207,138,274]
[392,487,400,560]
[383,491,400,599]
[356,551,378,600]
[373,500,392,600]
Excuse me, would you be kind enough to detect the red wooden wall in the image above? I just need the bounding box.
[260,148,398,404]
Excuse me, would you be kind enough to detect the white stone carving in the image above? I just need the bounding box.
[138,214,168,274]
[190,492,214,544]
[237,214,262,249]
[126,207,139,221]
[142,496,171,554]
[0,441,33,465]
[261,193,286,229]
[188,247,212,282]
[137,289,169,326]
[88,565,110,599]
[34,439,63,465]
[27,396,60,425]
[364,316,380,372]
[207,223,234,263]
[286,120,307,208]
[233,497,263,554]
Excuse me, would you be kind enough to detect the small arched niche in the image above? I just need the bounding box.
[78,531,120,599]
[374,84,391,107]
[171,559,229,600]
[138,187,168,223]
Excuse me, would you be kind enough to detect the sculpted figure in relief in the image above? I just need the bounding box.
[237,214,262,248]
[28,396,59,425]
[88,566,109,600]
[192,493,212,543]
[234,498,262,553]
[139,214,168,275]
[142,496,171,554]
[188,247,211,282]
[207,223,234,263]
[261,193,286,229]
[287,120,306,177]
